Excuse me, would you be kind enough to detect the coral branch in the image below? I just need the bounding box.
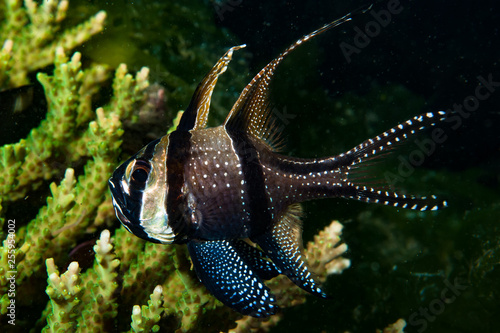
[0,0,106,89]
[130,285,165,333]
[78,230,121,330]
[0,48,149,314]
[44,259,83,332]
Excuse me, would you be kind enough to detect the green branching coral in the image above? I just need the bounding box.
[130,285,165,333]
[0,49,148,302]
[79,229,121,330]
[44,259,83,332]
[1,50,105,201]
[0,35,148,318]
[0,0,106,90]
[35,223,349,332]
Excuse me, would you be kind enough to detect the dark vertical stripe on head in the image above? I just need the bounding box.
[226,129,272,236]
[133,138,160,222]
[142,138,161,161]
[123,138,161,224]
[166,130,192,243]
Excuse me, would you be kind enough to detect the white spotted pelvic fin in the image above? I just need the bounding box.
[341,111,449,211]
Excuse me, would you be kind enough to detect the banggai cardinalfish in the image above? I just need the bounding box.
[109,9,447,317]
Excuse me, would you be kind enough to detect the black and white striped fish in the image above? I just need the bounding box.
[108,11,447,318]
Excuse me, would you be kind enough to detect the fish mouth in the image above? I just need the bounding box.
[108,175,175,244]
[108,176,162,243]
[108,177,133,226]
[110,192,130,225]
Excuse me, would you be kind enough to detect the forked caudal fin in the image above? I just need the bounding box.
[341,111,449,211]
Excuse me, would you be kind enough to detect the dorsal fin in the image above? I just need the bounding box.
[176,45,246,132]
[224,8,368,144]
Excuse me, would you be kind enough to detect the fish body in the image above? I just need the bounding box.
[109,11,447,317]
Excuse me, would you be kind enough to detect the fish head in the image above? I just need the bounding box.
[108,136,175,244]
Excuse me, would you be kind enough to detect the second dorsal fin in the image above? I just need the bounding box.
[176,45,246,132]
[223,9,365,145]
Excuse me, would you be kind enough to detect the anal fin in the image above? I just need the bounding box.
[232,240,281,280]
[252,205,327,298]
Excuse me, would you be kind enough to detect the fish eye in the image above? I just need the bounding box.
[129,159,152,189]
[132,168,148,183]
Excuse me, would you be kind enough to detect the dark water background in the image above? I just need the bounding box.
[2,0,499,332]
[215,1,500,332]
